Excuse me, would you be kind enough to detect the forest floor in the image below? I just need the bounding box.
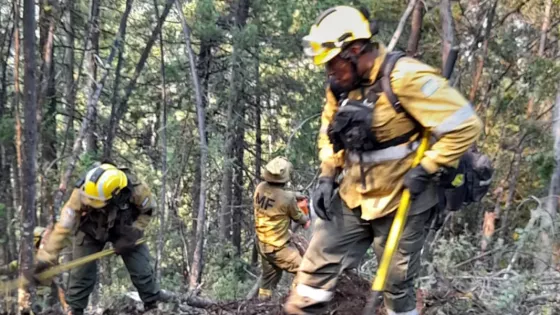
[23,272,448,315]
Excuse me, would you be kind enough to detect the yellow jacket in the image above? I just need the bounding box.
[37,171,156,264]
[318,45,483,220]
[254,182,309,250]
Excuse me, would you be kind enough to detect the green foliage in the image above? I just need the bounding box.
[0,117,14,144]
[204,244,253,300]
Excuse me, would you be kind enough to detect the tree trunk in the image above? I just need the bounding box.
[469,0,497,105]
[13,0,23,212]
[251,55,262,266]
[219,0,250,241]
[0,14,14,267]
[500,147,523,239]
[387,0,417,52]
[176,0,208,289]
[526,0,553,118]
[106,0,133,161]
[232,108,245,255]
[37,0,58,227]
[538,86,560,272]
[61,0,75,157]
[189,155,200,263]
[19,0,39,311]
[154,0,168,282]
[440,0,455,69]
[85,0,100,155]
[406,0,424,57]
[52,0,135,216]
[104,0,174,159]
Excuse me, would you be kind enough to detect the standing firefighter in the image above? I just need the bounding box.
[254,157,310,299]
[284,6,482,315]
[30,163,170,315]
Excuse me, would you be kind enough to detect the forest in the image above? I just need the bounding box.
[0,0,559,314]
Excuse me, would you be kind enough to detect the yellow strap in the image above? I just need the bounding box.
[371,130,430,291]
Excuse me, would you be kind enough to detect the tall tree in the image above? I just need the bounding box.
[52,0,135,218]
[18,0,39,311]
[406,0,424,57]
[526,0,553,118]
[440,0,455,68]
[176,0,208,289]
[61,0,75,157]
[103,0,174,159]
[219,0,250,241]
[85,0,100,155]
[154,0,168,282]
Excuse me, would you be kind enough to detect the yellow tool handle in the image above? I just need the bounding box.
[2,238,146,293]
[362,131,430,315]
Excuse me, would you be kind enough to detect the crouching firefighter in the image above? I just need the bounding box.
[254,157,310,299]
[29,162,171,315]
[284,5,482,315]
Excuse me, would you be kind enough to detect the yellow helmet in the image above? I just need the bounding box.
[79,163,128,208]
[303,6,373,65]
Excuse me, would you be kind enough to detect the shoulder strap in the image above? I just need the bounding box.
[379,51,406,113]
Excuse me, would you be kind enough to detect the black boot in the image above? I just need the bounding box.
[69,309,84,315]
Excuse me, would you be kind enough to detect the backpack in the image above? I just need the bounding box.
[330,51,494,211]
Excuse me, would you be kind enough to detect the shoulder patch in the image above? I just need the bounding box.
[421,78,440,97]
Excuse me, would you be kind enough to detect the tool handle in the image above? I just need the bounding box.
[361,290,383,315]
[363,131,430,313]
[2,238,146,292]
[442,47,459,80]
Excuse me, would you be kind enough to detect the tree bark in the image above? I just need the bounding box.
[232,108,245,255]
[440,0,455,69]
[0,15,14,267]
[189,155,200,263]
[37,0,58,227]
[106,0,133,161]
[19,0,39,311]
[406,0,424,57]
[85,0,100,155]
[252,53,262,266]
[13,0,23,211]
[61,0,75,157]
[387,0,417,52]
[104,0,174,159]
[52,0,135,216]
[500,147,523,239]
[526,0,553,118]
[176,0,209,289]
[154,0,168,282]
[469,0,497,105]
[219,0,250,241]
[538,85,560,272]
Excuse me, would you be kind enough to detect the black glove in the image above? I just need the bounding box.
[114,226,143,255]
[312,177,335,220]
[25,260,52,286]
[403,165,433,197]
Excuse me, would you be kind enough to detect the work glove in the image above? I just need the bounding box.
[24,259,53,286]
[114,226,143,255]
[312,177,335,220]
[403,165,433,198]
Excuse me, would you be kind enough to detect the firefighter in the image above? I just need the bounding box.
[254,157,310,299]
[30,162,170,315]
[284,5,482,315]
